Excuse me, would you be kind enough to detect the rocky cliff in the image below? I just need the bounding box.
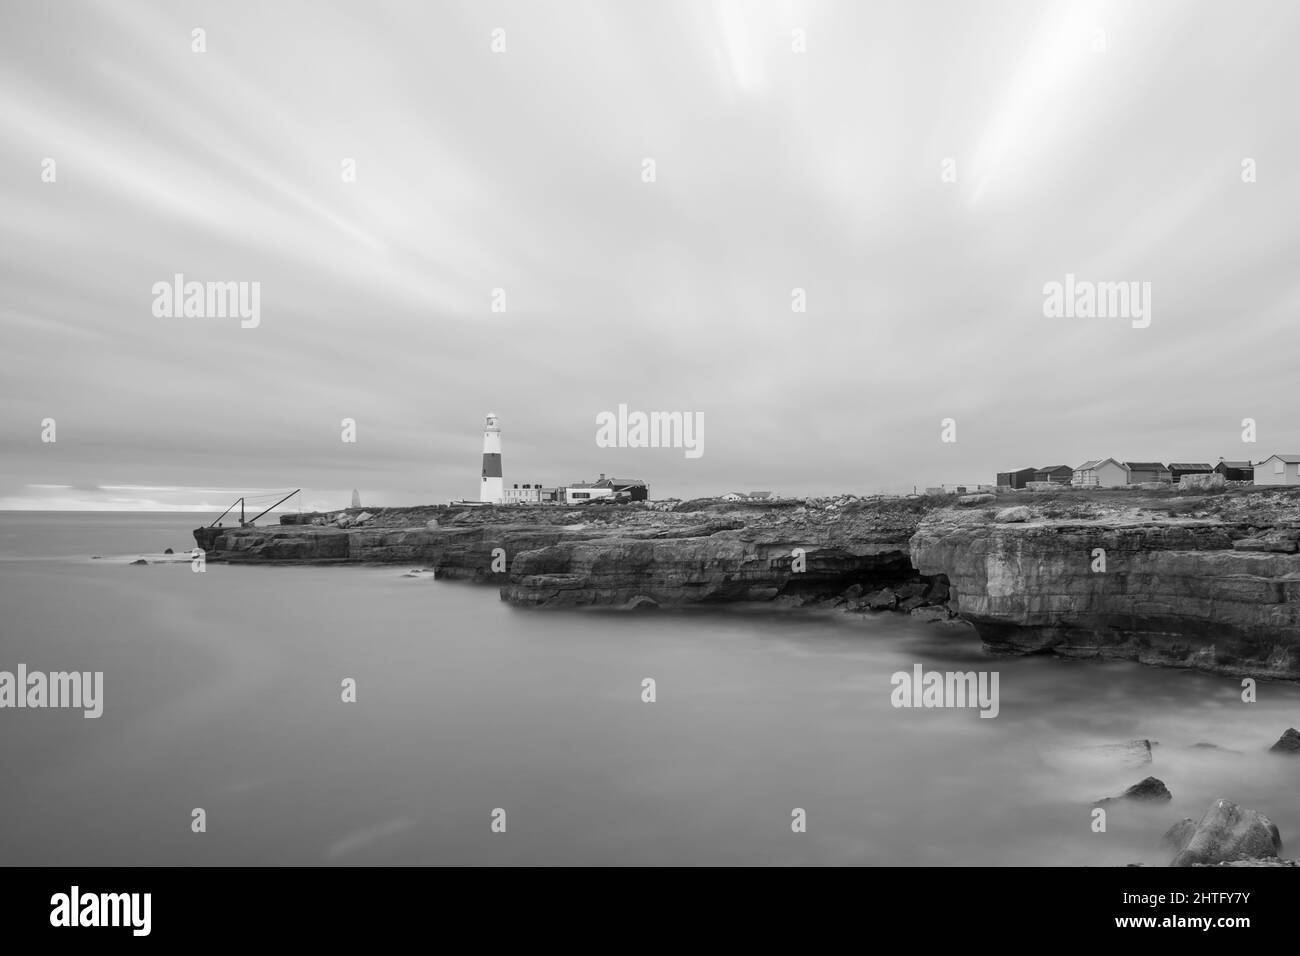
[194,521,599,581]
[911,493,1300,678]
[194,499,925,604]
[500,511,917,608]
[193,488,1300,678]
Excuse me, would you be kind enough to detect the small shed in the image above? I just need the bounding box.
[996,467,1038,490]
[1125,462,1172,483]
[1253,455,1300,486]
[1073,459,1130,488]
[1212,460,1253,482]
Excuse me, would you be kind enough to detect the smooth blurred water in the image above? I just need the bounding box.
[0,512,1297,865]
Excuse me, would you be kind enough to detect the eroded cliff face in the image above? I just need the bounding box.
[501,530,913,608]
[193,522,593,580]
[193,501,923,607]
[911,507,1300,678]
[193,490,1300,678]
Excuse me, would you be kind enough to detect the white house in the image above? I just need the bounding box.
[1072,458,1130,488]
[502,483,545,504]
[564,483,616,504]
[1253,455,1300,486]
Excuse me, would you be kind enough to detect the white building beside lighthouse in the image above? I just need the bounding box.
[480,413,504,503]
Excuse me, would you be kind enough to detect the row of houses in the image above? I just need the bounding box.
[997,457,1300,489]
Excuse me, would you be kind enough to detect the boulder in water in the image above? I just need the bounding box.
[1170,799,1282,866]
[1097,776,1171,805]
[1163,818,1196,850]
[1270,728,1300,753]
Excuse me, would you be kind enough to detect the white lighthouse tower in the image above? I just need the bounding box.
[480,413,504,504]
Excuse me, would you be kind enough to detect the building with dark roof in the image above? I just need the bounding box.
[996,467,1037,489]
[1125,462,1172,483]
[1033,465,1074,484]
[1212,460,1253,482]
[1168,463,1213,484]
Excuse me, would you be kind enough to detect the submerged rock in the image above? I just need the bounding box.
[1162,818,1196,850]
[1125,777,1172,801]
[1075,739,1154,768]
[163,547,174,554]
[1098,776,1172,805]
[1170,800,1282,866]
[1269,728,1300,753]
[130,559,148,565]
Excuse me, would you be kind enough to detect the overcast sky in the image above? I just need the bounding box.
[3,0,1298,511]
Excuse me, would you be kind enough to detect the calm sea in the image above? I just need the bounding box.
[0,511,1296,865]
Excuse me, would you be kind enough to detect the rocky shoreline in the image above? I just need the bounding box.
[192,486,1300,680]
[186,488,1300,867]
[1091,726,1300,867]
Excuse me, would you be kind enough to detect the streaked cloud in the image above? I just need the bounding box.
[2,0,1298,510]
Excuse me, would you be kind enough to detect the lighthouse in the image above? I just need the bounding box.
[480,413,504,503]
